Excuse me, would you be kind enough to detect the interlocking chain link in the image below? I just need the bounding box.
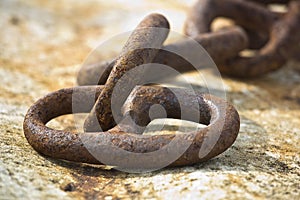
[78,0,300,84]
[22,0,300,169]
[24,14,240,169]
[185,0,300,77]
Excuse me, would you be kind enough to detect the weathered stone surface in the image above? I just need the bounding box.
[0,0,299,199]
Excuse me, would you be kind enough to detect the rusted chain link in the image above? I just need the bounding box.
[185,0,300,77]
[78,0,300,84]
[23,86,239,168]
[77,26,248,85]
[84,13,170,132]
[184,0,280,36]
[23,0,300,169]
[184,0,282,52]
[23,13,240,169]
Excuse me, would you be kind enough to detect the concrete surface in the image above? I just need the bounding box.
[0,0,299,199]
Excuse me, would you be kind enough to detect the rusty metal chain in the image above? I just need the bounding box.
[185,0,300,77]
[23,85,240,168]
[78,0,300,84]
[23,0,300,170]
[23,13,240,169]
[23,0,300,169]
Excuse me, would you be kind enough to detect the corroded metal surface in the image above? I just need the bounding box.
[23,85,240,168]
[77,27,248,85]
[83,13,170,132]
[185,0,300,77]
[2,0,299,199]
[78,0,300,84]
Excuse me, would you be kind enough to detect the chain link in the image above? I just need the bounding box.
[22,0,300,169]
[78,0,300,83]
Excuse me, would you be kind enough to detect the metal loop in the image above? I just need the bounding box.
[77,27,248,86]
[23,86,240,168]
[185,0,300,77]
